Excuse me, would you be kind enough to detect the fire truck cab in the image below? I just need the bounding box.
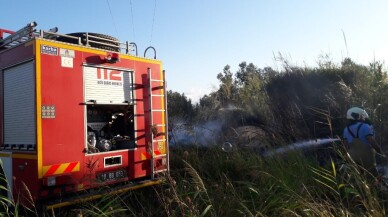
[0,22,168,209]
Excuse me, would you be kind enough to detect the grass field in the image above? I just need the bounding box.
[2,142,387,216]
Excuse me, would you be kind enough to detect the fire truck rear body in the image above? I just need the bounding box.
[0,22,168,208]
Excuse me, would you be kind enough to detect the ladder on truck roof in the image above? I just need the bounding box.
[0,22,37,50]
[148,68,169,179]
[0,22,140,56]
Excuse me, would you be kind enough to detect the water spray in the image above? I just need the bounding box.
[263,138,341,157]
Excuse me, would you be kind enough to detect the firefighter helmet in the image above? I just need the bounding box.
[346,107,369,120]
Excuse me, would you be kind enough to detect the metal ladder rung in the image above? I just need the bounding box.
[152,132,166,138]
[151,109,165,112]
[0,22,36,49]
[150,124,166,127]
[153,169,168,174]
[153,139,166,142]
[154,154,167,158]
[148,68,169,179]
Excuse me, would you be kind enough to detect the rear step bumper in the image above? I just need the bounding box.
[44,179,164,210]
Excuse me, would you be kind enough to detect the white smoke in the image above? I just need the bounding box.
[170,119,225,145]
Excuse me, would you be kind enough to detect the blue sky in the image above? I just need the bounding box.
[2,1,388,102]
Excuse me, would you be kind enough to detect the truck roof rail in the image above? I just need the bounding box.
[0,22,37,50]
[0,22,148,57]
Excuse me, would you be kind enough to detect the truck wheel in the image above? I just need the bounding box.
[56,32,120,52]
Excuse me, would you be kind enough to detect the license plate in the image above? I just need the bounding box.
[97,169,127,182]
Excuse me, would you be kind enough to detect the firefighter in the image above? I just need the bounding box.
[343,107,385,181]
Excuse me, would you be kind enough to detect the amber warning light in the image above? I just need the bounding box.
[105,52,120,63]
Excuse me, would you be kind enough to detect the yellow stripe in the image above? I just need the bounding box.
[0,153,37,159]
[42,165,50,176]
[0,153,11,157]
[160,67,167,154]
[121,54,162,65]
[13,154,37,160]
[36,40,43,179]
[55,162,70,175]
[74,162,80,172]
[42,162,80,176]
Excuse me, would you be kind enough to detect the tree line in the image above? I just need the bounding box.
[167,58,388,148]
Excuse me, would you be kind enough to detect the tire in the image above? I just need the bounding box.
[56,32,120,52]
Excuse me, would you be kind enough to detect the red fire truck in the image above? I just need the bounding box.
[0,22,169,209]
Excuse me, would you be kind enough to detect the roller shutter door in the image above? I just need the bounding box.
[84,66,133,104]
[3,61,36,146]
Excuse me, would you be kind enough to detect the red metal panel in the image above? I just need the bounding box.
[0,70,2,147]
[81,150,129,188]
[0,42,34,68]
[40,44,85,166]
[12,158,39,205]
